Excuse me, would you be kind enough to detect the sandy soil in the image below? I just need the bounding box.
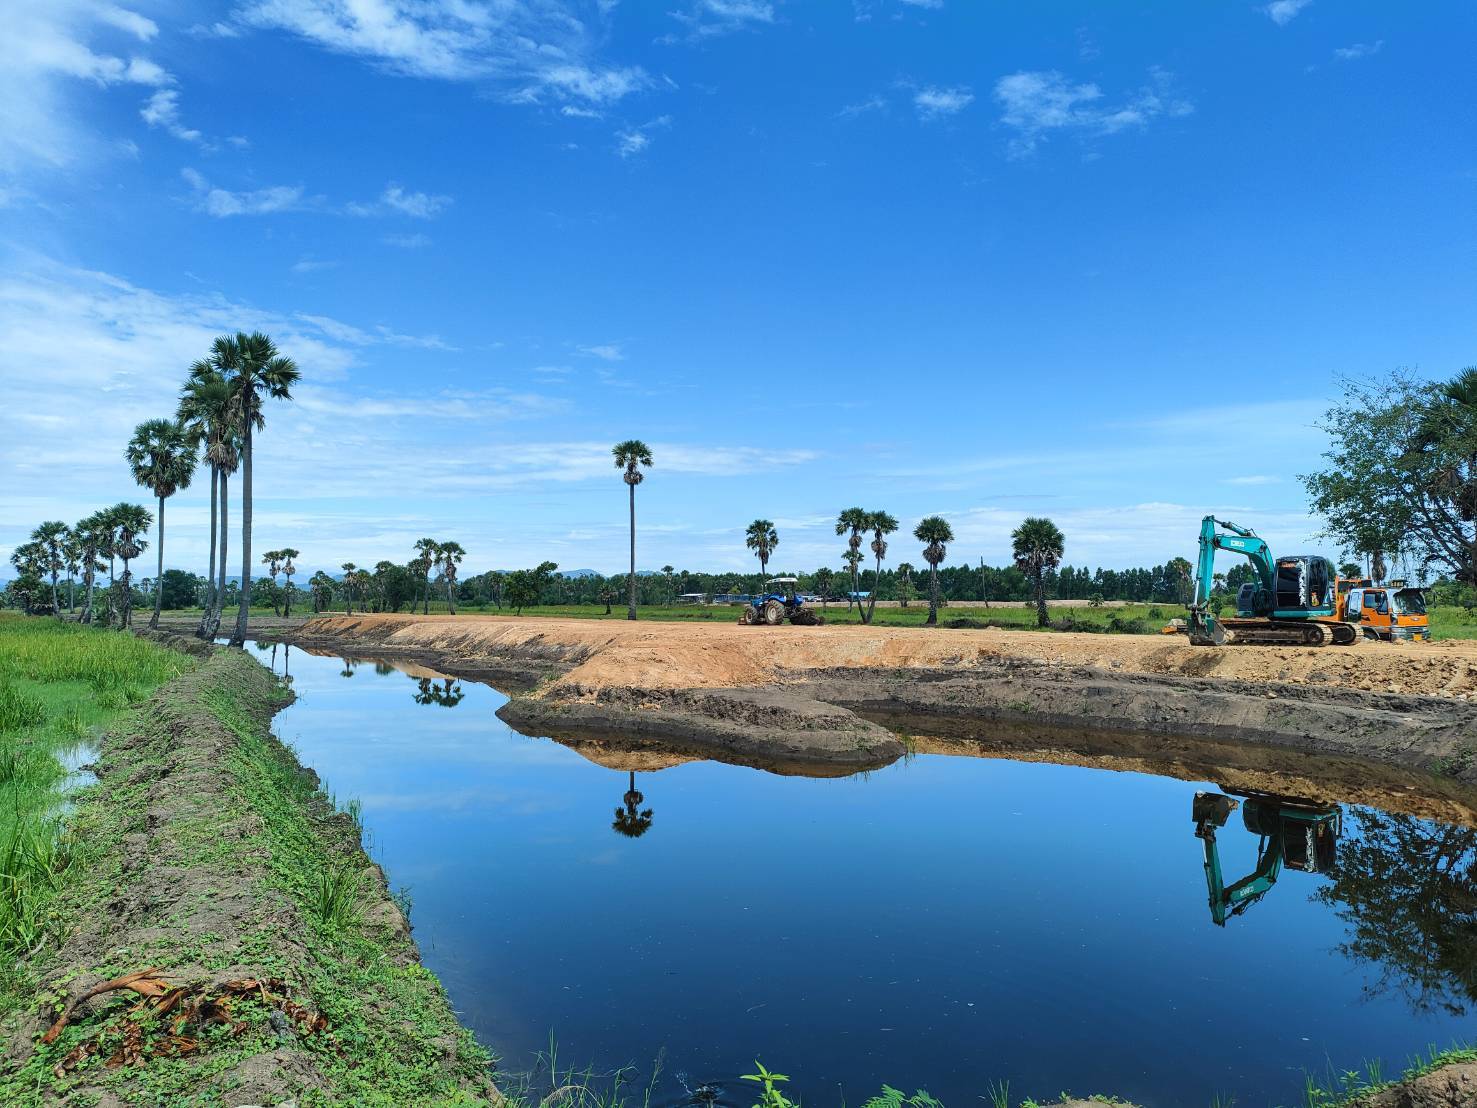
[294,613,1477,697]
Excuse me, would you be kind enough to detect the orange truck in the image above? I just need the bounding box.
[1335,578,1431,641]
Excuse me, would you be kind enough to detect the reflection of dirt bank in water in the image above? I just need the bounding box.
[283,614,1477,809]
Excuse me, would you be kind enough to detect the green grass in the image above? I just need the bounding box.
[0,616,195,967]
[1429,604,1477,640]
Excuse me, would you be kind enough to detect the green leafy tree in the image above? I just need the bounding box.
[813,566,834,609]
[895,562,915,608]
[1303,370,1477,586]
[127,418,197,630]
[309,570,335,613]
[209,332,299,646]
[864,511,898,625]
[1166,555,1193,606]
[1012,517,1065,628]
[612,440,653,620]
[913,516,954,626]
[745,519,778,579]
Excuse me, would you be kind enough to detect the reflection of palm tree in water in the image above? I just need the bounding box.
[612,771,653,838]
[413,677,464,708]
[340,658,357,678]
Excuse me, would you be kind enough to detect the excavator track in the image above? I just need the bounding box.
[1217,619,1357,646]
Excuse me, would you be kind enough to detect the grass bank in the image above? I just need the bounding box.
[0,626,492,1106]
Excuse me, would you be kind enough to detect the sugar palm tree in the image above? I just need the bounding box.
[661,564,675,605]
[836,507,869,609]
[215,331,299,646]
[309,570,335,613]
[612,440,653,620]
[278,548,300,616]
[413,538,439,613]
[745,520,778,579]
[813,566,833,610]
[1012,516,1065,628]
[841,549,863,609]
[127,419,198,630]
[612,771,654,839]
[178,366,238,638]
[62,529,81,612]
[30,521,69,618]
[340,562,357,614]
[864,510,898,625]
[107,502,153,629]
[74,512,106,623]
[261,550,283,615]
[439,541,466,614]
[913,515,954,626]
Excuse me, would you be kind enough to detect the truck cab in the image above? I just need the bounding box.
[1340,582,1430,641]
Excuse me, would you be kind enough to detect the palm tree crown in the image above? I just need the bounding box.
[913,515,954,626]
[1012,516,1066,628]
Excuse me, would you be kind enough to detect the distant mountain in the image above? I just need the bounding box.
[559,569,600,579]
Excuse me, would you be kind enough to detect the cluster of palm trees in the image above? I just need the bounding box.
[8,506,154,627]
[731,512,1066,627]
[335,539,468,616]
[9,331,299,644]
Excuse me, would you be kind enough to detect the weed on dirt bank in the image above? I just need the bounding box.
[0,637,493,1106]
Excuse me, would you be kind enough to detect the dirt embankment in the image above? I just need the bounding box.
[286,614,1477,808]
[0,643,494,1107]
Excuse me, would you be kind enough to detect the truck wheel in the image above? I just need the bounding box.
[763,600,785,625]
[739,606,757,625]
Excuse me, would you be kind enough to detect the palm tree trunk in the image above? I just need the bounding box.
[446,574,456,615]
[150,494,165,629]
[82,567,94,624]
[1035,572,1048,628]
[208,473,229,639]
[121,558,132,628]
[198,465,218,638]
[865,556,880,625]
[49,572,60,618]
[927,564,939,625]
[231,425,252,647]
[627,482,637,621]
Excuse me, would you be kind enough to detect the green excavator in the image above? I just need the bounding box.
[1192,790,1342,926]
[1186,515,1358,646]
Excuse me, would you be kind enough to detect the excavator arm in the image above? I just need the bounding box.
[1187,516,1276,645]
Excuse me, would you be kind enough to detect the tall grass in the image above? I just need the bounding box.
[0,618,195,962]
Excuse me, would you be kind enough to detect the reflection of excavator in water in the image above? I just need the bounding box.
[1192,790,1342,926]
[1187,516,1359,646]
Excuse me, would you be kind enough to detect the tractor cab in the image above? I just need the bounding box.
[738,577,823,626]
[1192,790,1341,926]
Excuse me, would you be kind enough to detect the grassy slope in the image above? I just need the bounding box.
[0,627,491,1106]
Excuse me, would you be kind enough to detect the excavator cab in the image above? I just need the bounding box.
[1192,790,1341,926]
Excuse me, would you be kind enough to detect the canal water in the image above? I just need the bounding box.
[251,642,1474,1106]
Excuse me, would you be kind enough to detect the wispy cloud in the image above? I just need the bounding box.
[3,2,172,177]
[181,168,306,217]
[239,0,650,108]
[913,85,973,120]
[140,89,202,143]
[663,0,775,43]
[993,67,1192,156]
[347,184,452,219]
[615,115,671,158]
[838,94,887,119]
[291,257,339,273]
[1264,0,1312,26]
[1333,40,1383,60]
[383,232,432,249]
[577,343,625,361]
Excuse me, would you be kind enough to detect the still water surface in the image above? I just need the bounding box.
[253,642,1474,1106]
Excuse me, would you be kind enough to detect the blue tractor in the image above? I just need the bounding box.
[738,577,824,626]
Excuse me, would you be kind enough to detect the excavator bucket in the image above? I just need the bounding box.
[1192,791,1238,832]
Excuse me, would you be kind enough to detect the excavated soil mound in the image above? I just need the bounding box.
[295,614,1477,698]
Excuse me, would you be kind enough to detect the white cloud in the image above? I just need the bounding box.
[913,85,973,120]
[577,343,625,361]
[239,0,650,108]
[615,115,671,158]
[664,0,775,42]
[900,0,943,8]
[838,94,887,119]
[291,257,339,273]
[384,232,433,249]
[182,167,307,217]
[1333,40,1382,60]
[1265,0,1312,26]
[1223,475,1281,486]
[1,1,175,176]
[993,68,1192,156]
[140,89,202,143]
[348,184,452,219]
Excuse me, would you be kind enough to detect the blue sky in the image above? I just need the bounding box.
[2,0,1473,578]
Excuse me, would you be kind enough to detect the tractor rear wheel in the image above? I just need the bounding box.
[739,606,757,625]
[763,600,785,625]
